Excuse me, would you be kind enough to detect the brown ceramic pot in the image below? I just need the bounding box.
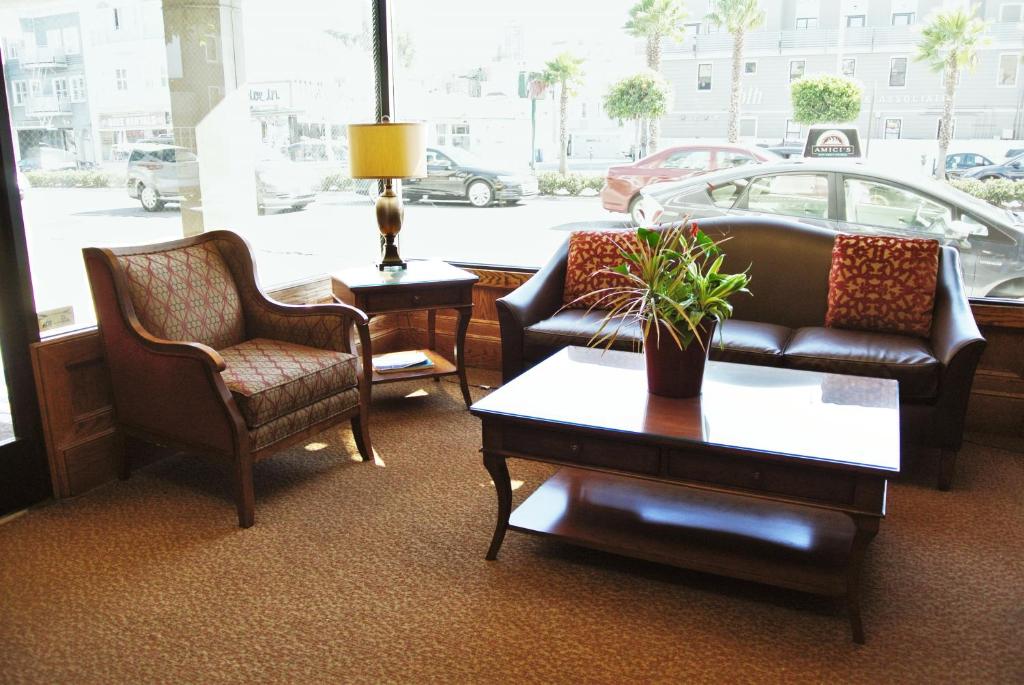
[643,319,716,398]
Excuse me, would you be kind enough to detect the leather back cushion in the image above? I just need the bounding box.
[825,234,939,337]
[117,241,247,350]
[562,229,640,309]
[697,217,836,328]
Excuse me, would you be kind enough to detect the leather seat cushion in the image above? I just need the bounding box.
[710,320,792,366]
[219,338,359,428]
[524,310,641,360]
[784,327,940,400]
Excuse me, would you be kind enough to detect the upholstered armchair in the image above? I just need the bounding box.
[83,230,373,528]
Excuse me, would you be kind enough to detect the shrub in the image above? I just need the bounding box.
[949,178,1024,209]
[320,173,354,192]
[25,169,122,189]
[790,74,862,124]
[538,172,606,196]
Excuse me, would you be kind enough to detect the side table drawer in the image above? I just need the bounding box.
[363,286,469,313]
[666,450,856,505]
[502,425,659,476]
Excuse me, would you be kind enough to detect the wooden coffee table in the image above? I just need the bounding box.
[470,347,901,643]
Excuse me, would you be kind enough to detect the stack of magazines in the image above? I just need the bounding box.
[373,350,435,374]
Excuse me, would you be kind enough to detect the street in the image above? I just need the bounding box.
[20,187,621,331]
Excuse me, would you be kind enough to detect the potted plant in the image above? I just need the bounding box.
[582,222,751,398]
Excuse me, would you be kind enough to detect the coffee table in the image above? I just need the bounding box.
[470,347,900,644]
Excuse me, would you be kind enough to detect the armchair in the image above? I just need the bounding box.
[83,230,373,527]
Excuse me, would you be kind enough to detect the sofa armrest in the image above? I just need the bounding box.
[496,239,570,382]
[928,247,987,451]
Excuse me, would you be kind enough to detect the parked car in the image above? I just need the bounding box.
[126,143,318,213]
[1005,148,1024,159]
[935,152,994,178]
[959,153,1024,182]
[17,145,86,172]
[600,144,781,224]
[636,159,1024,300]
[759,144,804,159]
[393,145,537,207]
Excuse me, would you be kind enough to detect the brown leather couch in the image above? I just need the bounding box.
[497,216,986,489]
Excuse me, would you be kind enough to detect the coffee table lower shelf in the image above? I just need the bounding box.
[509,468,855,599]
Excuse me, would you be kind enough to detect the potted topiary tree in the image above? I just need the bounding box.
[575,223,750,398]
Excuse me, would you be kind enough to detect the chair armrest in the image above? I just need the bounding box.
[244,296,370,355]
[83,248,246,456]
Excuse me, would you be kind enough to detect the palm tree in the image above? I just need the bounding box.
[541,52,585,176]
[624,0,687,154]
[706,0,765,144]
[915,5,988,180]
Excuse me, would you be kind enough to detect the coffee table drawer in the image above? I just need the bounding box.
[666,450,856,505]
[502,426,660,475]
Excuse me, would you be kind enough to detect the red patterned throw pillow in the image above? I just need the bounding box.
[563,230,640,309]
[825,234,939,337]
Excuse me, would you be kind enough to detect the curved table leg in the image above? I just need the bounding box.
[484,451,512,560]
[455,305,473,408]
[846,515,880,644]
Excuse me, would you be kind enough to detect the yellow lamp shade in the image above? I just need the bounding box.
[347,121,427,179]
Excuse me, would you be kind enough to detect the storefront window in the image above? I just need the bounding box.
[2,0,376,334]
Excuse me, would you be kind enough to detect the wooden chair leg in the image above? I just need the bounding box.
[351,413,373,462]
[938,449,956,491]
[234,454,255,528]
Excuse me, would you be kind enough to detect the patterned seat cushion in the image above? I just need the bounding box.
[219,338,359,428]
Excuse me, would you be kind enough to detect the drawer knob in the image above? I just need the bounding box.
[570,441,581,453]
[412,294,421,305]
[752,470,762,481]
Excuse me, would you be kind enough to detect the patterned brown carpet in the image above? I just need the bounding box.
[1,372,1022,684]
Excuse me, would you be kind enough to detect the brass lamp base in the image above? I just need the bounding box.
[376,179,407,270]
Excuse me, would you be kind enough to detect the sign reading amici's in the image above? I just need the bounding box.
[803,125,862,159]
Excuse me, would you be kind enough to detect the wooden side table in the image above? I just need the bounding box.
[332,261,478,408]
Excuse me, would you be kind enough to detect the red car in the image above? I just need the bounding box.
[601,144,781,223]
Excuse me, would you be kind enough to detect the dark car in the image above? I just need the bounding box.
[936,152,994,178]
[1005,148,1024,158]
[960,153,1024,181]
[636,159,1024,300]
[401,146,538,207]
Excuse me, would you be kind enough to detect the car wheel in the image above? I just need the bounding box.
[628,195,645,225]
[467,180,493,208]
[139,184,164,212]
[405,194,423,204]
[986,278,1024,301]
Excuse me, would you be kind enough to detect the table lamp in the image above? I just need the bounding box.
[347,119,427,270]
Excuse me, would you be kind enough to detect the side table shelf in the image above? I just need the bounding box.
[332,260,478,408]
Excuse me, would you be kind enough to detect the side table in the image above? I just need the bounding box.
[332,261,478,408]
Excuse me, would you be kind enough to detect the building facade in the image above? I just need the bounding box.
[661,0,1024,144]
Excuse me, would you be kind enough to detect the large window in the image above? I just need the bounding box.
[745,174,830,220]
[789,60,806,82]
[3,0,376,333]
[998,53,1020,87]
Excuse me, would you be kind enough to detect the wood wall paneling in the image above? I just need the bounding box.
[29,271,1024,502]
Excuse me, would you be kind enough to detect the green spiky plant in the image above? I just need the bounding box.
[578,223,751,352]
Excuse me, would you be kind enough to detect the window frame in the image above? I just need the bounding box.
[784,119,802,143]
[69,75,86,102]
[842,57,857,77]
[11,80,27,106]
[795,17,818,29]
[883,117,903,140]
[891,12,915,25]
[999,3,1023,22]
[997,53,1020,88]
[739,116,757,138]
[115,68,128,91]
[789,59,806,82]
[696,63,713,91]
[52,77,68,101]
[743,60,757,76]
[846,14,865,27]
[888,56,908,88]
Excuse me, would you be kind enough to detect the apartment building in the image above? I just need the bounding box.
[661,0,1024,144]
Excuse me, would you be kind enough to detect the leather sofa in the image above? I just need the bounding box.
[496,216,987,490]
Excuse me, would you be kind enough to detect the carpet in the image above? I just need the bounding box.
[1,373,1022,683]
